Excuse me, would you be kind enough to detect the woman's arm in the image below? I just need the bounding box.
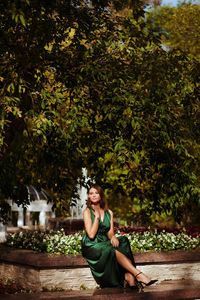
[107,209,119,247]
[83,208,100,239]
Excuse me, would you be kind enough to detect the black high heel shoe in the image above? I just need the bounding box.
[135,272,158,290]
[124,279,139,290]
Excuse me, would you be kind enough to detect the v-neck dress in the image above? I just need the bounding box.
[81,207,136,288]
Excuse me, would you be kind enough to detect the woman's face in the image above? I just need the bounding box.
[88,187,101,204]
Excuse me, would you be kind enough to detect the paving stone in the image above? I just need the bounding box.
[1,280,200,300]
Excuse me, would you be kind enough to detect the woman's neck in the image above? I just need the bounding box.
[91,203,101,209]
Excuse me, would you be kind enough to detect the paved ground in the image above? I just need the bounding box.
[1,280,200,300]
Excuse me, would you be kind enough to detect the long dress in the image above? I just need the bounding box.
[81,207,136,288]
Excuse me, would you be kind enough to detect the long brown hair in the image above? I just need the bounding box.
[87,184,108,211]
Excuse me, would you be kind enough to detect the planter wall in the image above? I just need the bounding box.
[0,245,200,291]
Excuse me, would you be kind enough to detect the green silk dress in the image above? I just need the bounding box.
[81,207,136,288]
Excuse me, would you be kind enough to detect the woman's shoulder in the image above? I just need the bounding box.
[83,208,91,220]
[83,207,92,215]
[83,207,90,213]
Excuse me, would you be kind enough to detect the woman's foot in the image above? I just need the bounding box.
[135,272,151,285]
[124,272,137,288]
[135,272,158,286]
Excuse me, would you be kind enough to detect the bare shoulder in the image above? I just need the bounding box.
[83,207,90,216]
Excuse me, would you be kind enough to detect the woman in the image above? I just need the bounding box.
[81,184,157,290]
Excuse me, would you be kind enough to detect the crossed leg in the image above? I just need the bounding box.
[115,250,151,285]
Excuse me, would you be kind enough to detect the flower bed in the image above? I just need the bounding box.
[116,225,200,238]
[118,230,199,252]
[6,228,82,255]
[5,227,200,255]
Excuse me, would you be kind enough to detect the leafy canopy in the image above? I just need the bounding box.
[0,0,200,225]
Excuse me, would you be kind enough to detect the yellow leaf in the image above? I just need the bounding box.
[69,28,75,39]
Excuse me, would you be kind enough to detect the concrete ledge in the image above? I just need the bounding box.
[1,244,200,268]
[0,244,200,291]
[0,245,86,268]
[134,250,200,264]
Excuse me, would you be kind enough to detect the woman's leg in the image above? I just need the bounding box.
[115,250,151,284]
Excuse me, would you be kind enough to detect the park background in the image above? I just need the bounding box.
[1,0,200,232]
[1,0,200,295]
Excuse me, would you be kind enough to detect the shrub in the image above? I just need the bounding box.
[6,227,200,255]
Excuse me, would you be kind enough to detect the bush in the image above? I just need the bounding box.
[6,228,82,255]
[5,227,200,255]
[116,229,200,252]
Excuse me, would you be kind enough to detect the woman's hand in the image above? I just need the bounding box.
[110,235,119,248]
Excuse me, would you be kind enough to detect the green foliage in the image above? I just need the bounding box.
[1,0,130,218]
[0,0,200,225]
[85,44,200,223]
[6,229,82,255]
[123,229,200,252]
[6,228,200,253]
[147,1,200,58]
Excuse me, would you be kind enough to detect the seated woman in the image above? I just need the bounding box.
[81,184,157,290]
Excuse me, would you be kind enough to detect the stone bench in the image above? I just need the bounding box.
[0,244,200,291]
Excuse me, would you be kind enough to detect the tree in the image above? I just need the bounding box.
[0,0,200,226]
[84,46,200,224]
[147,1,200,58]
[0,0,150,222]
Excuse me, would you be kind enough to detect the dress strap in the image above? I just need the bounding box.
[88,206,93,213]
[88,206,95,221]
